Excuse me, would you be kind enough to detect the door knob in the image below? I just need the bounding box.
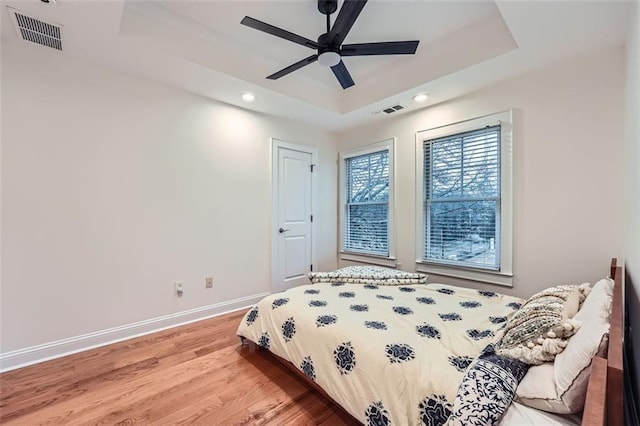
[279,227,290,233]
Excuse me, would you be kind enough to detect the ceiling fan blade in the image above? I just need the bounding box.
[329,0,367,47]
[267,55,319,80]
[241,16,320,50]
[341,41,420,56]
[330,60,355,89]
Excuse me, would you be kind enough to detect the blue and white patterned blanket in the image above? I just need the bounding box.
[237,282,524,425]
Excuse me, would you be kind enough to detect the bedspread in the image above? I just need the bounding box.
[237,282,524,425]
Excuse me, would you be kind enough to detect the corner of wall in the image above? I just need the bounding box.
[624,1,640,422]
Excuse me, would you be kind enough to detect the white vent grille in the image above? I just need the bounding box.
[383,104,405,114]
[8,8,62,51]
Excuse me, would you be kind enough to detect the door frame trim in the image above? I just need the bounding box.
[270,138,318,294]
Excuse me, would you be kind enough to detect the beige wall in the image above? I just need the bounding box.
[337,47,625,299]
[0,32,630,370]
[0,42,338,358]
[624,0,640,409]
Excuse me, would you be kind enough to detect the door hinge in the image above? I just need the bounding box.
[310,164,316,173]
[310,214,313,223]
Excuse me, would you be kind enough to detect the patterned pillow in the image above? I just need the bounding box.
[448,344,530,425]
[308,265,427,285]
[497,284,590,365]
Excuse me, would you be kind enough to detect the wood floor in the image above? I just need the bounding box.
[0,310,360,425]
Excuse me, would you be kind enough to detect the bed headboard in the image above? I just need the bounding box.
[624,265,640,425]
[582,258,624,426]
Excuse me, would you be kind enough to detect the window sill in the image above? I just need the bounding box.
[340,252,397,268]
[415,261,513,287]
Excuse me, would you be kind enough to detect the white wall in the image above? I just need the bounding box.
[337,47,625,298]
[624,0,640,412]
[0,35,629,370]
[0,42,338,360]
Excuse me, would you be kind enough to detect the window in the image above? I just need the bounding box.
[340,139,395,263]
[425,126,500,269]
[416,111,512,285]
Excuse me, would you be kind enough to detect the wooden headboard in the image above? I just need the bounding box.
[582,258,624,426]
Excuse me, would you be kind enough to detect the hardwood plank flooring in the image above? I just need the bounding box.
[0,310,360,425]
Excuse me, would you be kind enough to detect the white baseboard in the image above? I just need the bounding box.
[0,292,270,372]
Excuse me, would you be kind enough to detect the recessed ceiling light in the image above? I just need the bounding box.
[412,94,428,103]
[242,92,256,102]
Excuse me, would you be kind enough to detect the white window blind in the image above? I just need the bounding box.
[423,125,501,270]
[344,150,389,256]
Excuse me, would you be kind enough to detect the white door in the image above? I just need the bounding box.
[273,141,315,292]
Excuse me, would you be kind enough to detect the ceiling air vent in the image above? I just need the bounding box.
[8,8,62,51]
[383,104,406,114]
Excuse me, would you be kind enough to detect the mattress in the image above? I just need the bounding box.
[501,402,582,426]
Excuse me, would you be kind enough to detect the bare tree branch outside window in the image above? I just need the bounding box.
[345,150,389,255]
[424,126,501,270]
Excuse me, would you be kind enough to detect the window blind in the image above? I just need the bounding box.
[344,150,389,256]
[423,126,501,270]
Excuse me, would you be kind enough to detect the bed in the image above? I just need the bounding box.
[237,259,623,425]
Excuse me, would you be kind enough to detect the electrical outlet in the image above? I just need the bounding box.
[205,277,213,288]
[175,281,184,297]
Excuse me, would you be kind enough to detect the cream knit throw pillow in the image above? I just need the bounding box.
[497,284,590,365]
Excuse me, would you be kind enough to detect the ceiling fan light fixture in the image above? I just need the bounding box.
[318,51,341,67]
[412,93,428,102]
[241,92,256,102]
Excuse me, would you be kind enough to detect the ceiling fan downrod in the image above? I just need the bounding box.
[318,0,337,35]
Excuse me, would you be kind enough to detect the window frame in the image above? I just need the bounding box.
[339,138,396,267]
[415,111,513,286]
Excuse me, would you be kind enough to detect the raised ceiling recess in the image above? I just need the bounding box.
[241,0,419,89]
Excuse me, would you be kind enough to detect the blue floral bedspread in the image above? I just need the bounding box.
[237,282,524,425]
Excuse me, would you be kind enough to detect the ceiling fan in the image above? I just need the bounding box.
[241,0,420,89]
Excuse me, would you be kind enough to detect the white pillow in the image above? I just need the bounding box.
[516,278,613,413]
[516,362,558,408]
[554,278,613,408]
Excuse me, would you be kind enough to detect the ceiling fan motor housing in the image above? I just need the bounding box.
[317,32,340,66]
[317,33,337,52]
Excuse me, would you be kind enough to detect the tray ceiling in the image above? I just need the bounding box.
[1,0,632,131]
